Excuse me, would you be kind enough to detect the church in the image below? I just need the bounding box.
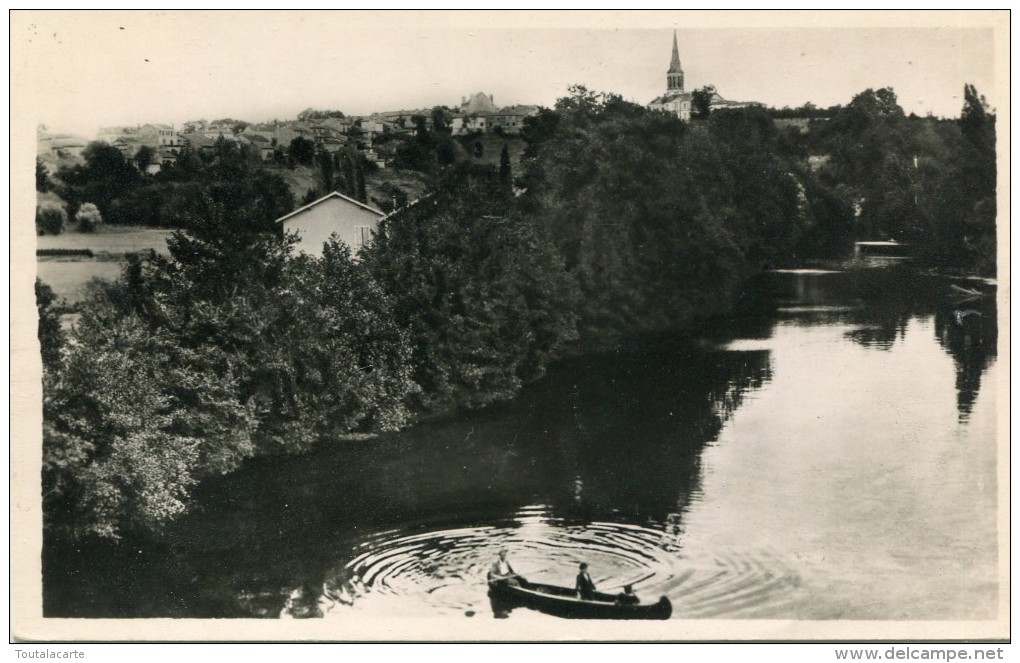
[647,32,756,120]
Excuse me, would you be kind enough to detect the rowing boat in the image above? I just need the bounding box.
[488,578,672,620]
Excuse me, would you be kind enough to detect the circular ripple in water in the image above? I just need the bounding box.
[326,505,683,618]
[303,505,804,620]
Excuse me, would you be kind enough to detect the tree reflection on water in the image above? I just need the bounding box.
[769,267,997,421]
[42,266,995,619]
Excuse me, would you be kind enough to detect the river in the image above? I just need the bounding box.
[43,266,1000,623]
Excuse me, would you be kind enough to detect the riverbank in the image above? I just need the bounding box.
[41,266,1000,623]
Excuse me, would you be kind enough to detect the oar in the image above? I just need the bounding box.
[602,571,656,591]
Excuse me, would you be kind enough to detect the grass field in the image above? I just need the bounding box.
[36,226,175,256]
[36,226,175,304]
[36,259,125,305]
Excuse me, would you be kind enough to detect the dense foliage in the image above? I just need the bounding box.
[74,202,103,232]
[362,165,578,409]
[312,146,369,203]
[35,205,66,235]
[39,84,997,541]
[519,87,848,347]
[54,138,295,230]
[785,86,996,274]
[42,209,417,539]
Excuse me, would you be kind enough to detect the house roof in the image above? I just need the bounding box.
[183,133,218,149]
[49,137,87,148]
[379,192,437,223]
[499,105,540,115]
[649,91,692,105]
[710,98,758,108]
[276,191,385,224]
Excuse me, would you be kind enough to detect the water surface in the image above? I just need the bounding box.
[44,267,999,621]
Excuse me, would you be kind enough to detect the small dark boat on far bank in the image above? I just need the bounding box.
[488,579,672,620]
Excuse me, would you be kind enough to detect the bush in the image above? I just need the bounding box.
[75,202,103,232]
[36,206,67,235]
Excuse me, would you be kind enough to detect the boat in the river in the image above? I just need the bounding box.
[488,579,672,620]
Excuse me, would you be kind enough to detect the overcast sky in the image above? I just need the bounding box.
[13,10,1000,138]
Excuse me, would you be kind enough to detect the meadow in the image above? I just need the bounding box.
[35,226,174,303]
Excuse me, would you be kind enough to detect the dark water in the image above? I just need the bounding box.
[44,267,1000,622]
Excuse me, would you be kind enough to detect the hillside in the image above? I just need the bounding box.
[271,162,435,214]
[272,164,319,204]
[453,133,527,172]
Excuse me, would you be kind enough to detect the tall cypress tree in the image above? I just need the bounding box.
[499,144,512,186]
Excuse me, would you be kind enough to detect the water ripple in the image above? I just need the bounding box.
[272,506,804,620]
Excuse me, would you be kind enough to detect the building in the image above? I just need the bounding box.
[238,133,276,161]
[460,92,498,115]
[450,93,539,135]
[275,191,385,257]
[648,32,692,120]
[648,32,757,120]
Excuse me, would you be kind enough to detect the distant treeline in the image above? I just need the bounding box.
[38,84,996,541]
[766,103,841,119]
[44,139,295,232]
[787,85,996,274]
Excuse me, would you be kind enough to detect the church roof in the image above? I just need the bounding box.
[649,91,692,105]
[668,31,683,74]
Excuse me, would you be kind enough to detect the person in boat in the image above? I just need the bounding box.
[616,584,640,605]
[576,562,597,600]
[488,549,521,585]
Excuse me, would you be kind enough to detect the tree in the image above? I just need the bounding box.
[848,87,904,118]
[36,205,66,235]
[517,87,823,345]
[394,121,437,172]
[436,138,457,166]
[372,182,409,213]
[42,293,256,540]
[57,142,140,218]
[499,144,512,186]
[134,145,155,173]
[75,202,103,232]
[315,146,337,195]
[355,159,367,203]
[297,108,346,121]
[36,279,64,371]
[363,165,576,409]
[414,115,430,145]
[692,86,713,119]
[961,83,994,150]
[431,107,451,135]
[288,136,315,166]
[36,158,50,191]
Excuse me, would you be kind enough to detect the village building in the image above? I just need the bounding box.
[46,135,88,160]
[376,110,428,133]
[237,133,276,161]
[647,32,693,120]
[182,132,223,156]
[37,128,89,171]
[648,32,757,120]
[450,92,539,135]
[275,191,385,257]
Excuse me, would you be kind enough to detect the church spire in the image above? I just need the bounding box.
[667,30,684,91]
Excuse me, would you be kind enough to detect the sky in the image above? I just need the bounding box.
[12,10,1001,138]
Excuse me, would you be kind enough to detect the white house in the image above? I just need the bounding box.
[276,191,385,257]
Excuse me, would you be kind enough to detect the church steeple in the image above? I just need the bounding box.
[667,30,684,91]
